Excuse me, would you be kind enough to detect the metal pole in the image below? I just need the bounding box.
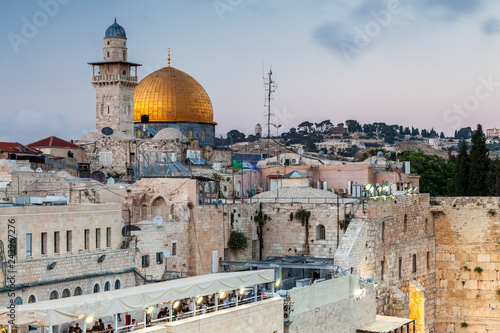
[254,284,258,302]
[143,310,146,328]
[192,297,196,317]
[8,325,11,333]
[169,302,173,322]
[114,314,118,333]
[83,322,86,333]
[215,294,219,311]
[336,196,340,248]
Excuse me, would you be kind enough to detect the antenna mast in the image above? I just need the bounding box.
[264,68,276,158]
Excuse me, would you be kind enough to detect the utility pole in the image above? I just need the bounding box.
[264,68,276,159]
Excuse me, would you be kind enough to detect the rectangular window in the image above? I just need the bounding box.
[156,252,163,264]
[96,228,101,249]
[412,254,417,273]
[41,232,47,255]
[398,257,402,278]
[106,227,111,248]
[172,242,177,256]
[381,261,384,281]
[381,221,385,242]
[142,255,149,267]
[100,152,112,165]
[66,231,72,253]
[84,229,89,250]
[26,233,32,257]
[54,231,60,254]
[427,252,430,270]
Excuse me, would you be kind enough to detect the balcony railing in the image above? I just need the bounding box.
[92,74,138,83]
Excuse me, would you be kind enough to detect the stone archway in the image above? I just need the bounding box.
[151,196,167,219]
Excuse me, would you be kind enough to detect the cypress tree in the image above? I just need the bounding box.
[454,140,470,195]
[469,124,490,196]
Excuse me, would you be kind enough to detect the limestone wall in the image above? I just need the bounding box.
[335,195,436,332]
[287,274,375,333]
[433,197,500,332]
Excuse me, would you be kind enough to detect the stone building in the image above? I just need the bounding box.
[89,19,140,137]
[0,203,135,305]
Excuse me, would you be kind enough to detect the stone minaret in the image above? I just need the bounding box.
[89,19,141,136]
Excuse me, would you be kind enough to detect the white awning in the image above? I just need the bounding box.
[0,270,274,327]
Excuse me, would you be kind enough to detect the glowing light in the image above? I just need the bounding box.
[275,279,281,287]
[239,287,245,295]
[365,184,373,191]
[85,316,94,324]
[196,297,203,304]
[219,291,226,299]
[146,306,154,314]
[173,301,180,309]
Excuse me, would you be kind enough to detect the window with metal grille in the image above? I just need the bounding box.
[142,255,150,267]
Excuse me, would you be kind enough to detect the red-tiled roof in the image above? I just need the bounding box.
[28,136,80,149]
[0,142,41,154]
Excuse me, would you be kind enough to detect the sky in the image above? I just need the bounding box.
[2,0,500,143]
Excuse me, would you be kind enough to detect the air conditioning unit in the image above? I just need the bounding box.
[338,188,347,195]
[291,158,299,165]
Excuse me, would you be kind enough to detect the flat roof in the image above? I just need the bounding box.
[357,315,415,333]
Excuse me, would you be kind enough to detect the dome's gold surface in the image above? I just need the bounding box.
[134,67,215,124]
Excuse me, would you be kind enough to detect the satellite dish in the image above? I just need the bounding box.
[174,138,181,143]
[215,200,223,208]
[377,151,384,157]
[91,171,106,183]
[153,215,163,227]
[107,177,115,184]
[298,148,304,155]
[101,127,114,136]
[35,168,43,173]
[163,249,172,259]
[386,152,392,159]
[319,151,324,155]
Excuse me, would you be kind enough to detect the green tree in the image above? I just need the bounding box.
[396,151,454,196]
[227,129,246,143]
[487,158,500,196]
[453,140,470,195]
[469,124,489,196]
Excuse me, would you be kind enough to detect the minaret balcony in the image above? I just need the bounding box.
[92,74,138,83]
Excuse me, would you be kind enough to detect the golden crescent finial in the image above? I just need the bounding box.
[167,48,171,67]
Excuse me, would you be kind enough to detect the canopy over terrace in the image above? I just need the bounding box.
[357,315,415,333]
[0,270,274,327]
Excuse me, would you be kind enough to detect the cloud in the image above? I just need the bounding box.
[312,22,353,56]
[482,18,500,35]
[312,0,485,60]
[0,109,93,144]
[423,0,483,15]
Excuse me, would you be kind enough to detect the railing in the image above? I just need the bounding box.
[92,75,138,83]
[114,294,274,332]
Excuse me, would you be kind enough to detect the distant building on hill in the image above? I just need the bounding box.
[486,128,500,139]
[255,123,262,137]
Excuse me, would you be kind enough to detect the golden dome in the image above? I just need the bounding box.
[134,66,215,124]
